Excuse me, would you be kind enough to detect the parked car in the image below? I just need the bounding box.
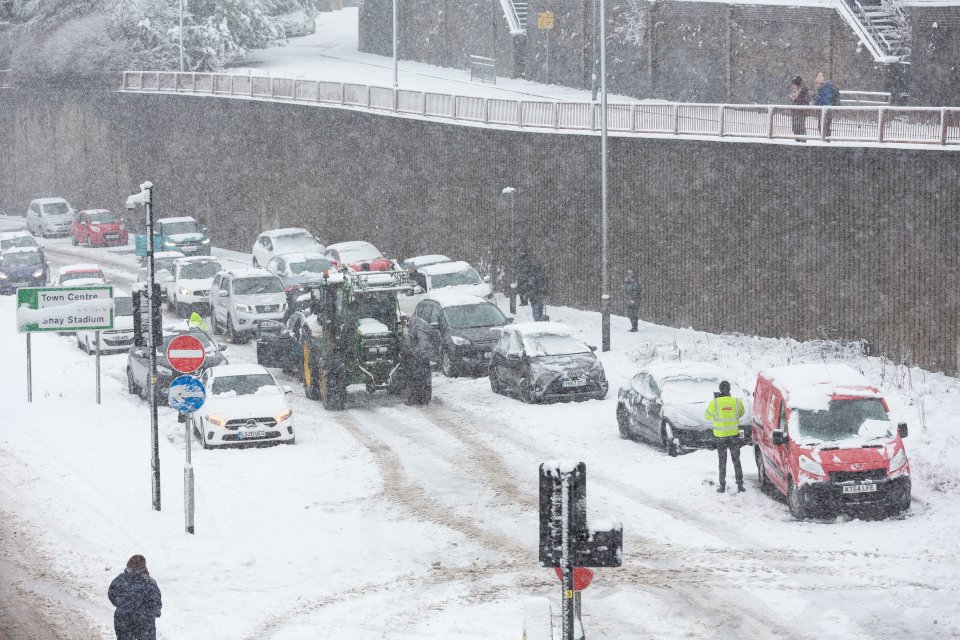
[401,260,492,316]
[165,256,223,317]
[409,292,510,377]
[278,9,316,37]
[125,328,227,400]
[208,268,287,344]
[54,263,107,287]
[616,362,752,457]
[70,209,128,247]
[26,198,74,237]
[489,321,607,403]
[401,254,451,273]
[0,247,48,293]
[264,252,332,288]
[76,289,134,354]
[0,230,42,254]
[752,363,911,519]
[324,241,394,272]
[252,228,324,267]
[136,251,186,302]
[134,216,210,258]
[190,363,295,449]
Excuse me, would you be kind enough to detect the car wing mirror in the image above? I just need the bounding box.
[897,422,908,438]
[430,322,440,329]
[771,429,787,446]
[283,385,293,394]
[483,274,491,283]
[217,343,228,352]
[588,345,598,352]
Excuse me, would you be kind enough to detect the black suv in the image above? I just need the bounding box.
[409,293,510,377]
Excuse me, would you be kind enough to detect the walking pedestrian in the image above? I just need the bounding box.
[788,75,812,140]
[813,71,840,139]
[528,258,549,322]
[516,247,534,307]
[624,269,641,332]
[108,555,162,640]
[704,381,746,493]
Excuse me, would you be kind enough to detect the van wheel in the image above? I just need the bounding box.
[661,421,679,457]
[616,404,630,439]
[755,446,770,491]
[489,370,502,395]
[787,478,808,520]
[211,314,222,335]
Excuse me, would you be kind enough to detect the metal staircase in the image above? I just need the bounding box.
[499,0,528,35]
[837,0,910,62]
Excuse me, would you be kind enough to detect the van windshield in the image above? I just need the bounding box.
[796,399,890,442]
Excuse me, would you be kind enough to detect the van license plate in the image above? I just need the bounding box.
[842,483,877,494]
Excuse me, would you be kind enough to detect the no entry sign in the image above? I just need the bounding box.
[166,334,205,373]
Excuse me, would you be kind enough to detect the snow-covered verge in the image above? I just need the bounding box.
[2,235,960,639]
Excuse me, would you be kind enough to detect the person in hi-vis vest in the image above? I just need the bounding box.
[704,380,746,493]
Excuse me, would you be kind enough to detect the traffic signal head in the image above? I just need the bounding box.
[151,283,163,346]
[132,289,144,347]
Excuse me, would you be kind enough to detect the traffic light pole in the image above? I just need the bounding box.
[144,183,161,512]
[561,471,575,640]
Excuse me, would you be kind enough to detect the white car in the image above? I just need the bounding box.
[278,9,316,37]
[26,198,74,237]
[75,289,135,354]
[191,363,295,448]
[401,260,492,316]
[252,228,324,268]
[54,263,108,287]
[165,256,222,317]
[401,254,451,272]
[209,268,287,344]
[0,230,42,253]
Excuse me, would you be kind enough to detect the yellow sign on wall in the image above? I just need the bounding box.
[537,12,555,30]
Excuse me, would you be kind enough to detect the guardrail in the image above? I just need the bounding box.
[0,70,11,89]
[121,71,960,147]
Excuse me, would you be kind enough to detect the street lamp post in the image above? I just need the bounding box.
[126,182,161,511]
[392,0,398,88]
[179,0,184,72]
[600,0,610,352]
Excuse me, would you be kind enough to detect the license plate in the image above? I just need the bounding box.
[237,430,266,440]
[181,246,197,252]
[561,378,587,388]
[483,352,492,359]
[842,483,877,494]
[105,233,118,239]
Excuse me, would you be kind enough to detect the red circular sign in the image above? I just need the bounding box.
[554,567,595,591]
[166,334,206,373]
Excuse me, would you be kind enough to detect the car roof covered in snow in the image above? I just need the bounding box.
[262,227,315,238]
[0,230,35,239]
[425,291,492,308]
[173,255,220,265]
[644,361,731,382]
[507,321,575,337]
[156,216,197,224]
[78,208,111,215]
[154,251,186,259]
[760,363,882,411]
[327,240,380,252]
[418,260,476,276]
[32,197,70,205]
[403,254,451,268]
[208,363,273,377]
[1,246,41,255]
[223,267,276,279]
[279,252,328,263]
[58,263,102,274]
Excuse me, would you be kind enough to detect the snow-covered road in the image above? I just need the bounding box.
[1,228,958,639]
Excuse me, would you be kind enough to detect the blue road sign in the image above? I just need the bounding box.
[168,375,206,413]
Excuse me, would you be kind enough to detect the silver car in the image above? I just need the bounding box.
[209,268,287,344]
[26,198,74,237]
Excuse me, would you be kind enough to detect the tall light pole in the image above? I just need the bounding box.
[126,182,161,512]
[392,0,398,88]
[179,0,184,72]
[600,0,610,352]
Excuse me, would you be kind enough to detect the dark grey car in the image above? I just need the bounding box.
[125,329,227,399]
[409,293,509,377]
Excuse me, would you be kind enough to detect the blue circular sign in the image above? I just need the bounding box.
[168,375,206,413]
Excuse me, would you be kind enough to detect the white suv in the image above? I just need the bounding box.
[26,198,74,237]
[165,256,222,317]
[208,268,286,344]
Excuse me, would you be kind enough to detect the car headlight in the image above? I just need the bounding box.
[798,455,825,477]
[33,269,44,278]
[0,272,7,280]
[179,287,191,296]
[201,238,210,244]
[235,303,250,313]
[91,226,101,232]
[164,240,176,246]
[889,448,907,473]
[206,415,226,427]
[280,302,288,311]
[275,409,292,422]
[450,336,470,346]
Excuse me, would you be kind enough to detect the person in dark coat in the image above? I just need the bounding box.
[528,258,549,322]
[624,269,641,332]
[813,71,839,139]
[108,555,162,640]
[515,248,534,306]
[788,75,812,140]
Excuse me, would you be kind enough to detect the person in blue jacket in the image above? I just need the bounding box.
[108,555,162,640]
[813,72,840,138]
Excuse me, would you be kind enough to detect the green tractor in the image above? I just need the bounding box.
[256,268,431,410]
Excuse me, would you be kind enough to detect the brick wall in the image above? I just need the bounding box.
[909,6,960,106]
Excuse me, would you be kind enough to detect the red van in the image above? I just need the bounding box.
[752,363,910,519]
[71,209,128,247]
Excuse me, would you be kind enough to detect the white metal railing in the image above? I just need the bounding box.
[0,69,11,88]
[121,71,960,147]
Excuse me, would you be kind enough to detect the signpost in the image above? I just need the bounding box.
[166,334,205,373]
[16,286,114,402]
[169,373,205,535]
[538,12,555,85]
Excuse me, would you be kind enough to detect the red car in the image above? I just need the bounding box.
[71,209,129,247]
[323,241,395,272]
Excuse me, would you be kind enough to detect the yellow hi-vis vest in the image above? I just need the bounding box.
[704,396,745,438]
